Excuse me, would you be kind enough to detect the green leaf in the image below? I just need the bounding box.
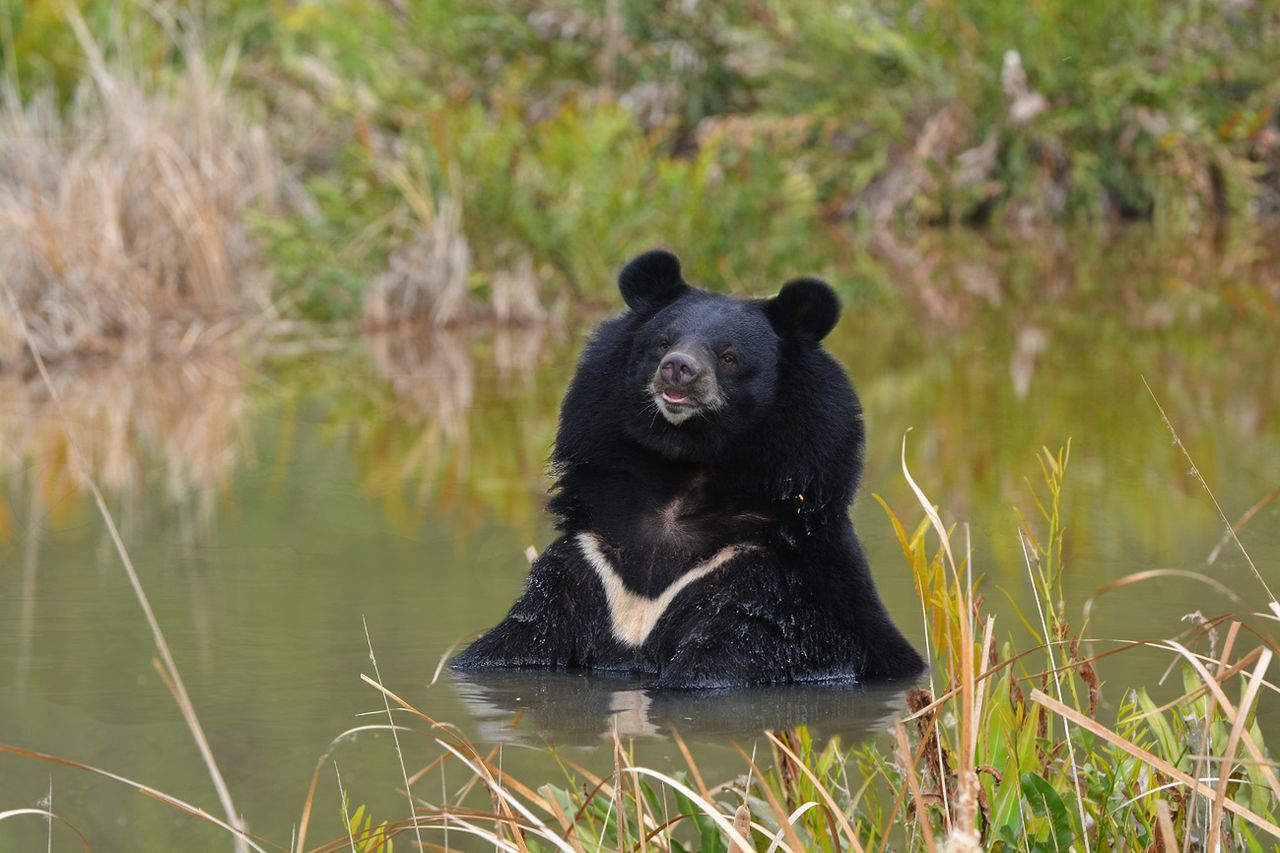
[672,787,720,853]
[1135,689,1181,766]
[348,803,366,836]
[1021,772,1075,852]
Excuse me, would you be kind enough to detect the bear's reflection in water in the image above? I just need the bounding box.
[452,670,914,746]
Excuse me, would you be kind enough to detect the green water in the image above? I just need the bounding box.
[2,230,1279,849]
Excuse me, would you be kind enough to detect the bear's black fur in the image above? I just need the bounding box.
[452,250,924,688]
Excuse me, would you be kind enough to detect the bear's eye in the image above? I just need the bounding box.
[656,335,671,351]
[720,351,737,366]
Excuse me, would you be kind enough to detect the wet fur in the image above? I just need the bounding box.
[453,251,924,688]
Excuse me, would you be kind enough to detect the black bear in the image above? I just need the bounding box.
[452,250,924,688]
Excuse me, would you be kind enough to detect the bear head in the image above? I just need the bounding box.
[552,249,863,526]
[617,249,840,454]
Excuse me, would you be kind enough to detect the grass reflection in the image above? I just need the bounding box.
[3,228,1276,565]
[0,351,249,532]
[845,228,1280,578]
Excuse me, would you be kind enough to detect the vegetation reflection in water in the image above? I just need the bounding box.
[6,226,1275,558]
[1,230,1278,848]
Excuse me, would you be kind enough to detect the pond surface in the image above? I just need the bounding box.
[2,229,1279,849]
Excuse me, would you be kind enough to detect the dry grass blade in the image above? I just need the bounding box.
[764,731,866,853]
[405,752,450,789]
[1083,569,1242,622]
[475,761,553,816]
[429,636,468,687]
[1133,645,1263,719]
[1208,648,1272,848]
[432,740,565,853]
[766,802,824,853]
[730,741,802,853]
[876,705,950,853]
[563,767,614,832]
[1155,800,1177,851]
[629,814,698,851]
[1161,641,1280,800]
[1207,482,1280,565]
[900,614,1247,726]
[900,435,964,829]
[410,734,550,818]
[539,785,587,853]
[361,618,425,853]
[1018,527,1091,850]
[669,727,711,801]
[729,804,752,853]
[620,736,651,852]
[893,723,937,852]
[357,673,450,731]
[621,766,756,853]
[295,725,414,853]
[972,615,996,748]
[1219,622,1242,678]
[0,743,274,852]
[333,763,358,853]
[0,808,91,852]
[1143,377,1276,605]
[4,290,248,851]
[899,432,959,573]
[611,732,629,850]
[430,817,521,852]
[1030,689,1280,840]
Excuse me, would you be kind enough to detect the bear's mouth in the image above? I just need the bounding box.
[651,384,703,425]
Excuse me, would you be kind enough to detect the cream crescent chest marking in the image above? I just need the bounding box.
[576,532,748,648]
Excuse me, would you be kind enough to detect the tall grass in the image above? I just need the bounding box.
[319,441,1276,850]
[0,15,282,370]
[3,289,252,852]
[4,434,1276,850]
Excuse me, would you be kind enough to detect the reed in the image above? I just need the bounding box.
[0,13,281,371]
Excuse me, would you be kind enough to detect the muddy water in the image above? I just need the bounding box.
[2,230,1278,848]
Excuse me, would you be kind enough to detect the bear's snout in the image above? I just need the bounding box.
[659,352,701,388]
[651,348,722,425]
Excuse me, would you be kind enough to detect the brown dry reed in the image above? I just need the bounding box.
[363,152,549,330]
[0,22,280,372]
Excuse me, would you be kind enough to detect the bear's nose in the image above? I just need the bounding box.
[660,352,700,387]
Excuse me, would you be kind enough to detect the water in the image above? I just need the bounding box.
[2,229,1279,849]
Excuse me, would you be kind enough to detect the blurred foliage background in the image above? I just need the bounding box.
[3,0,1278,327]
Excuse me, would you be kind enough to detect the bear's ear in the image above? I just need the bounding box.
[765,277,840,342]
[619,250,689,314]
